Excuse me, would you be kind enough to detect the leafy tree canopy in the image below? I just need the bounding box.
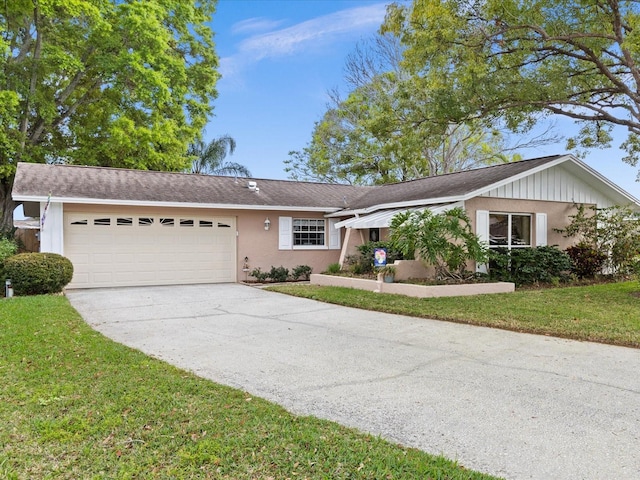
[286,33,555,185]
[1,0,219,229]
[384,0,640,176]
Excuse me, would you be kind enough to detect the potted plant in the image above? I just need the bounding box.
[377,265,396,283]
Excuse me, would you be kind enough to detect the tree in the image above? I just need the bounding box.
[0,0,220,231]
[187,135,251,177]
[388,207,489,280]
[384,0,640,178]
[286,33,556,185]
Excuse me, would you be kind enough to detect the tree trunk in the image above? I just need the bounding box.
[0,178,18,234]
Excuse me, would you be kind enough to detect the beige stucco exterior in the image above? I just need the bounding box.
[236,210,342,280]
[466,197,585,250]
[334,199,588,278]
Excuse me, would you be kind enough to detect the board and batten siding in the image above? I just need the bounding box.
[480,164,619,208]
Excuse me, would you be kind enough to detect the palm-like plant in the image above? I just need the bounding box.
[187,135,252,177]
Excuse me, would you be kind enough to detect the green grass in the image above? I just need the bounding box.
[267,281,640,348]
[0,295,498,479]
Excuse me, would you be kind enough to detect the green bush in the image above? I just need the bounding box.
[4,253,74,295]
[489,246,573,285]
[291,265,312,281]
[325,262,341,274]
[249,267,269,283]
[389,208,486,280]
[350,241,405,274]
[0,237,18,295]
[565,242,608,278]
[556,204,640,274]
[268,266,289,283]
[0,237,17,264]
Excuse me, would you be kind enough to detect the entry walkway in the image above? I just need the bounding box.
[68,284,640,480]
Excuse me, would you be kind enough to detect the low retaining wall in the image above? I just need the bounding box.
[310,274,515,298]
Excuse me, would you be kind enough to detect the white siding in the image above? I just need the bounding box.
[480,164,618,207]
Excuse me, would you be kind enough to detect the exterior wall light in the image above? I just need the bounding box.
[264,217,271,231]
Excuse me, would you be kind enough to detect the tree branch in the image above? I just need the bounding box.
[18,2,42,156]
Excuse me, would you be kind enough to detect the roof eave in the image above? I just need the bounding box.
[10,195,342,213]
[328,195,467,217]
[567,157,640,207]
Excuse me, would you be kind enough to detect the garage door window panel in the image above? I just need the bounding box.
[160,218,174,226]
[139,217,154,226]
[117,217,133,226]
[94,218,110,226]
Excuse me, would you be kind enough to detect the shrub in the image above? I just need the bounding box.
[389,207,487,280]
[325,262,341,274]
[268,266,289,283]
[249,267,270,283]
[556,204,640,274]
[4,253,73,295]
[0,237,18,295]
[0,237,17,264]
[489,246,573,285]
[352,241,405,274]
[565,242,608,278]
[291,265,312,281]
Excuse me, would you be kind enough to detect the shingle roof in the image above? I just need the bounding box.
[345,155,564,209]
[12,163,370,210]
[12,155,566,211]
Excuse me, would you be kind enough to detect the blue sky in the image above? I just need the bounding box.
[206,0,640,199]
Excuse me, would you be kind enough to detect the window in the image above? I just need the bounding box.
[489,213,531,248]
[180,219,194,227]
[293,219,325,246]
[139,217,154,226]
[160,218,174,226]
[93,218,110,226]
[70,219,88,225]
[117,217,133,226]
[199,220,213,228]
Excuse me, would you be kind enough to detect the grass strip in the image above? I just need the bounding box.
[267,281,640,348]
[0,295,498,479]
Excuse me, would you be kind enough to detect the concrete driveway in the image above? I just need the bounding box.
[67,284,640,480]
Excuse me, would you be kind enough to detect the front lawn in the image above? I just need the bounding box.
[268,281,640,348]
[0,295,497,479]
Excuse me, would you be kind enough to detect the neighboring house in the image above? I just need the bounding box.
[11,154,640,288]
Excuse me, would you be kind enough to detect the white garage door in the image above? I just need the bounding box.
[64,212,237,288]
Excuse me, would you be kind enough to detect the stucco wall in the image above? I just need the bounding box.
[236,210,342,280]
[64,204,343,282]
[465,197,584,250]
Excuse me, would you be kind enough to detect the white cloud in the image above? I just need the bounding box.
[231,17,286,35]
[220,3,388,80]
